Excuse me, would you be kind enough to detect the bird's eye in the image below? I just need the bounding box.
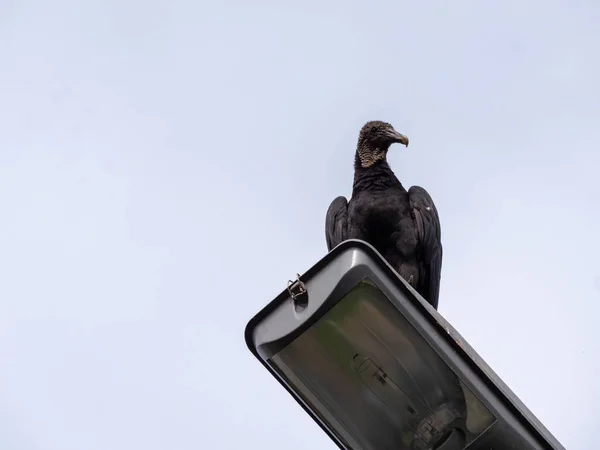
[371,128,378,134]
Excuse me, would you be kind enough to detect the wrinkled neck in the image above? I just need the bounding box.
[355,143,389,169]
[352,156,402,192]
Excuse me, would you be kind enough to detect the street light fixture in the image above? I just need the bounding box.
[245,240,565,450]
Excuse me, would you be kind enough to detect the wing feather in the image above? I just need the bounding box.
[325,196,349,251]
[408,186,442,309]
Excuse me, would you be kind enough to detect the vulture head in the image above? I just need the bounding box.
[355,120,409,168]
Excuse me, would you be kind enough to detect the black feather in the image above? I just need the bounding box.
[325,121,443,309]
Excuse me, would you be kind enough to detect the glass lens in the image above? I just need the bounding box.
[269,280,496,450]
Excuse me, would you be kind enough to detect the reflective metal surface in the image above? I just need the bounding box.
[270,280,495,450]
[246,240,566,450]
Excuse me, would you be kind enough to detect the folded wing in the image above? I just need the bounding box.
[325,196,349,251]
[408,186,443,309]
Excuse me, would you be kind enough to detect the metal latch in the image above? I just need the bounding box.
[287,273,308,312]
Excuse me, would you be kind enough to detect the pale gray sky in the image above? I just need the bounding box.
[1,1,599,449]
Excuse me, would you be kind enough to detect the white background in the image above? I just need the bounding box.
[1,1,598,449]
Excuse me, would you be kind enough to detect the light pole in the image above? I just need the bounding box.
[245,240,565,450]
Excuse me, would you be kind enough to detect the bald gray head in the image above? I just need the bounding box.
[355,120,409,168]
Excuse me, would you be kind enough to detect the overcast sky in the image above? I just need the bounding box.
[1,1,599,449]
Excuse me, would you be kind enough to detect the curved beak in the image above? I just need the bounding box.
[386,129,409,147]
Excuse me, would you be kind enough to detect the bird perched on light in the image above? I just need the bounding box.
[325,120,443,309]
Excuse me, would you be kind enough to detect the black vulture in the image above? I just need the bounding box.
[325,120,443,309]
